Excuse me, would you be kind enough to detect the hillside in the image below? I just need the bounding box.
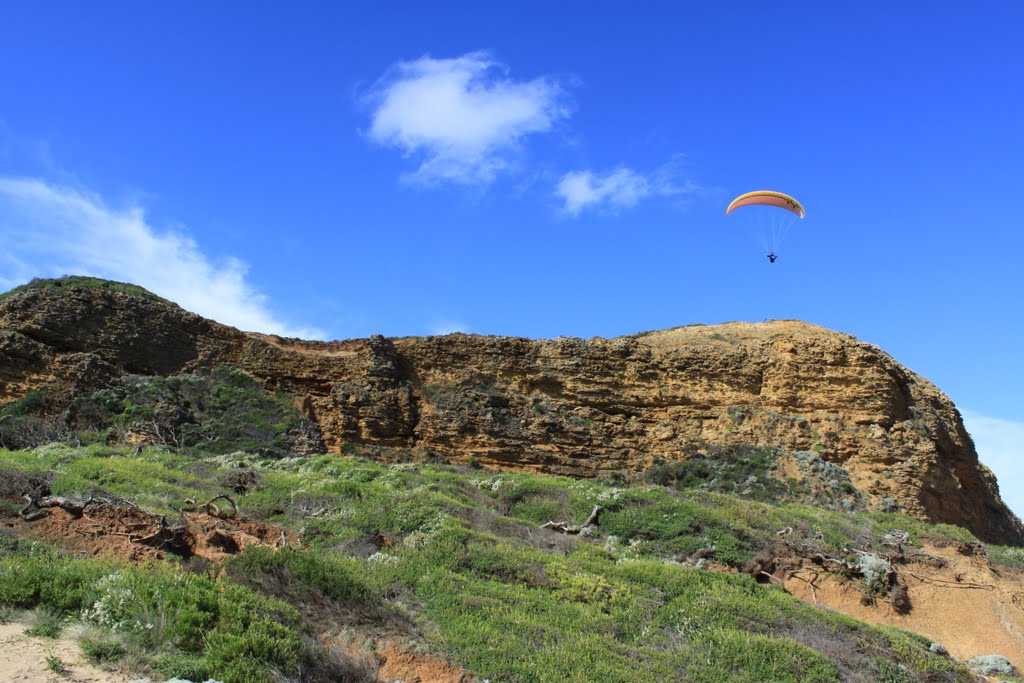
[3,443,1024,683]
[1,277,1023,683]
[0,276,1021,545]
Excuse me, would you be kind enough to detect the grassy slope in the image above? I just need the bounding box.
[2,444,1003,683]
[0,276,172,304]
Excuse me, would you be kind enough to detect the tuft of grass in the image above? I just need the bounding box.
[79,631,128,664]
[24,608,65,638]
[0,605,17,623]
[45,654,71,677]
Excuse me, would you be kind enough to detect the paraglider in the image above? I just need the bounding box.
[725,190,805,219]
[726,190,805,263]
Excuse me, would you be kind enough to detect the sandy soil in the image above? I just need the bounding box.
[3,506,288,564]
[784,541,1024,672]
[0,622,136,683]
[375,641,470,683]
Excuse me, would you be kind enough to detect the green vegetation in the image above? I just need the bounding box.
[24,608,65,638]
[985,543,1024,568]
[0,389,70,451]
[71,365,321,456]
[0,389,51,418]
[0,276,172,304]
[0,442,986,682]
[0,537,309,683]
[643,445,791,503]
[1,365,322,456]
[45,654,70,677]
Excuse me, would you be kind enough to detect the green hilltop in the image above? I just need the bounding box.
[0,275,172,304]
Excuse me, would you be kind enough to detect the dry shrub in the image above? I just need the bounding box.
[890,581,911,614]
[742,544,777,583]
[220,468,261,494]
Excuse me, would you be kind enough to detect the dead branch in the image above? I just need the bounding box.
[205,494,238,518]
[758,570,787,589]
[903,570,994,590]
[788,571,820,604]
[19,494,87,520]
[18,496,49,522]
[541,505,601,534]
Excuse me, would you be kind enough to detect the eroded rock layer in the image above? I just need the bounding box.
[1,284,1021,545]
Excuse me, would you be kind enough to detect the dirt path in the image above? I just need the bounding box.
[0,622,136,683]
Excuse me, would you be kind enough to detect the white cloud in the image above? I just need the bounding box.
[0,177,322,338]
[556,158,700,216]
[556,168,650,215]
[962,409,1024,521]
[366,52,569,186]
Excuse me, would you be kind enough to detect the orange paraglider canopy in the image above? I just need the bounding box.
[725,190,805,219]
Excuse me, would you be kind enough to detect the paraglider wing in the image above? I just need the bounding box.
[726,191,805,219]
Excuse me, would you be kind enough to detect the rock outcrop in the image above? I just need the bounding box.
[1,280,1021,545]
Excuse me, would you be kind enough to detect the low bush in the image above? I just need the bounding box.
[0,543,303,683]
[225,546,375,608]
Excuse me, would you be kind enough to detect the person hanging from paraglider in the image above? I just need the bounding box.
[725,190,805,264]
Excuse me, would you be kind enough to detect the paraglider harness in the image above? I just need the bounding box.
[767,252,777,264]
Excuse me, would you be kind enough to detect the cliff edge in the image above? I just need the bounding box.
[1,277,1021,545]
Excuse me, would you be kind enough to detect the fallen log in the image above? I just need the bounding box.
[541,505,601,534]
[19,494,88,520]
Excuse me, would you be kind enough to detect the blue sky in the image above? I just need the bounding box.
[2,3,1023,518]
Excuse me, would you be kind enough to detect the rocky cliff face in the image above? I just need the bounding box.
[1,280,1021,545]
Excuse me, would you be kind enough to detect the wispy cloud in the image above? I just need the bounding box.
[556,157,700,216]
[0,177,322,338]
[365,52,570,186]
[556,168,649,215]
[962,409,1024,521]
[428,320,469,336]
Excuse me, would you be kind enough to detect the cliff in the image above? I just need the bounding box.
[1,278,1021,545]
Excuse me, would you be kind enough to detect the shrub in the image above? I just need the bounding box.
[24,609,65,638]
[65,366,324,457]
[0,548,304,683]
[225,546,375,607]
[79,633,127,664]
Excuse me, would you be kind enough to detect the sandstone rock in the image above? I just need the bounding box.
[2,281,1022,545]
